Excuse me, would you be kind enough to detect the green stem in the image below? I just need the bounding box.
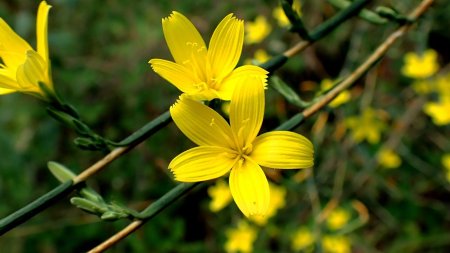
[112,110,172,147]
[309,0,371,42]
[0,181,75,236]
[0,112,172,235]
[136,183,199,219]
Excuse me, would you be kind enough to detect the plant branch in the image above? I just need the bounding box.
[87,183,199,253]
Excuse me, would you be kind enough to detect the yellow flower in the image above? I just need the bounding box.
[442,154,450,182]
[412,73,450,98]
[377,148,402,169]
[273,0,302,27]
[0,1,53,100]
[423,99,450,126]
[249,183,286,225]
[245,15,271,44]
[320,79,351,108]
[326,208,351,231]
[322,235,351,253]
[345,108,386,144]
[225,220,257,253]
[208,179,232,212]
[245,49,270,65]
[291,227,315,251]
[401,49,439,79]
[169,75,314,217]
[149,12,267,101]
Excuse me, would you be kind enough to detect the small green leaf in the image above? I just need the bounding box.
[270,76,309,108]
[48,161,76,183]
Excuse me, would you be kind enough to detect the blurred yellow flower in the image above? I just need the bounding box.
[225,220,257,253]
[443,154,450,182]
[149,12,267,101]
[345,108,386,144]
[401,49,439,79]
[377,148,402,169]
[423,99,450,126]
[0,1,53,100]
[245,49,270,65]
[208,179,232,212]
[320,79,351,108]
[291,227,315,251]
[273,0,302,27]
[322,235,351,253]
[249,183,286,225]
[169,75,314,217]
[434,73,450,99]
[412,72,450,98]
[245,15,271,44]
[326,208,350,231]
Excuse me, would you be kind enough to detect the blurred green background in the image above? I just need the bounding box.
[0,0,449,252]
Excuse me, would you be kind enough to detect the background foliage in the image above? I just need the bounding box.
[0,0,449,252]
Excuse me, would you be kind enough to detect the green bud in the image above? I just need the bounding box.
[79,187,105,204]
[101,211,128,221]
[70,197,108,215]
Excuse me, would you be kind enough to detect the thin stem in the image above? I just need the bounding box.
[302,0,434,120]
[309,0,371,42]
[0,111,172,234]
[267,0,372,69]
[0,181,74,236]
[88,183,198,253]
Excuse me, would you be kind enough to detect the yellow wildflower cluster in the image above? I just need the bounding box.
[377,148,402,169]
[0,1,54,100]
[402,49,439,79]
[245,49,270,65]
[150,12,315,218]
[245,16,271,44]
[345,107,387,144]
[291,227,315,251]
[326,208,351,231]
[225,220,257,253]
[322,235,352,253]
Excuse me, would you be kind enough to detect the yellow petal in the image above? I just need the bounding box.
[16,50,47,94]
[149,59,199,93]
[0,70,20,90]
[170,95,236,148]
[250,131,314,169]
[230,75,265,149]
[208,14,244,80]
[217,65,268,100]
[0,87,15,95]
[229,158,269,217]
[37,1,51,63]
[0,19,32,68]
[162,11,207,65]
[169,146,237,182]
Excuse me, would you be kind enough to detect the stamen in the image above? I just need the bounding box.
[242,143,253,155]
[237,118,250,140]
